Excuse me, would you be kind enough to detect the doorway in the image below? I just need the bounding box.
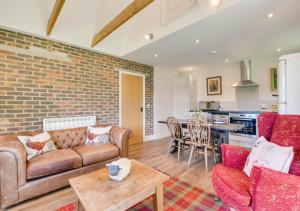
[120,71,145,145]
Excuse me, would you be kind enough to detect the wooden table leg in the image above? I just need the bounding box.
[153,183,163,211]
[78,199,85,211]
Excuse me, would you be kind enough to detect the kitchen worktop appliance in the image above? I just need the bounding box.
[229,112,258,148]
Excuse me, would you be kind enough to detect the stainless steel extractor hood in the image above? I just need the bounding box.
[232,60,258,87]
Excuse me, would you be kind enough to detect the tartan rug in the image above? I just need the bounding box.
[129,177,228,211]
[57,177,228,211]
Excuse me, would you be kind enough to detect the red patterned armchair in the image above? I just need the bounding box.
[212,112,300,210]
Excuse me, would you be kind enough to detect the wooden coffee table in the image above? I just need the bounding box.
[69,159,169,211]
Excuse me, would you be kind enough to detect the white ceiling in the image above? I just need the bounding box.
[124,0,300,69]
[0,0,240,56]
[1,0,299,69]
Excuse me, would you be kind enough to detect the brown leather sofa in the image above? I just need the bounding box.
[0,126,130,208]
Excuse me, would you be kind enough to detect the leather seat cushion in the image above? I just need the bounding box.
[27,149,82,180]
[212,164,251,207]
[73,143,119,166]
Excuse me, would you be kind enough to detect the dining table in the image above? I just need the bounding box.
[158,119,245,163]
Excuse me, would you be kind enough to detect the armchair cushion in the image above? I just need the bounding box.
[221,144,250,170]
[243,136,294,177]
[258,112,278,140]
[290,150,300,176]
[250,166,300,210]
[270,115,300,150]
[27,149,82,179]
[212,164,251,207]
[73,143,119,166]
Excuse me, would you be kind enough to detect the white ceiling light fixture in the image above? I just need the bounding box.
[180,66,196,72]
[145,33,154,40]
[277,48,281,52]
[210,50,218,55]
[225,59,229,63]
[154,54,158,58]
[211,0,222,7]
[195,39,200,43]
[268,13,274,18]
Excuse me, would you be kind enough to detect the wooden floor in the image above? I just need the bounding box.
[7,137,216,211]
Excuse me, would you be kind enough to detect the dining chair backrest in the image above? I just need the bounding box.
[167,117,182,139]
[188,119,211,146]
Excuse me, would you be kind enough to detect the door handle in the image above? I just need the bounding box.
[140,107,143,112]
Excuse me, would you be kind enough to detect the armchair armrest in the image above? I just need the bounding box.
[221,144,250,170]
[250,166,300,210]
[0,137,27,207]
[110,127,131,157]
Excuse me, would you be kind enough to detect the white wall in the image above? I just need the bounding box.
[189,56,279,110]
[173,74,189,118]
[151,67,177,140]
[151,56,279,140]
[195,62,240,102]
[251,56,278,101]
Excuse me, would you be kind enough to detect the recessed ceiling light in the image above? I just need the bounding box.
[154,54,158,58]
[211,0,222,7]
[225,59,229,63]
[210,50,218,55]
[145,33,154,40]
[268,13,274,18]
[195,39,200,43]
[277,48,281,52]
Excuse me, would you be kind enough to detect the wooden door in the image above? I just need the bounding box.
[121,73,143,145]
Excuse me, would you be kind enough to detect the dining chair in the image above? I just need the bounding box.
[166,117,190,161]
[187,119,216,171]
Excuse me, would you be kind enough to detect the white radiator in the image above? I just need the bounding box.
[43,116,96,131]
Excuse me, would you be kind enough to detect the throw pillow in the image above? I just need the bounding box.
[85,126,112,144]
[17,132,57,160]
[243,136,294,177]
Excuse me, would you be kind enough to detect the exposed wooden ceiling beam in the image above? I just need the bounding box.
[47,0,65,36]
[91,0,154,47]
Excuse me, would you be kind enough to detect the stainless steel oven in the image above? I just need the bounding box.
[229,113,258,137]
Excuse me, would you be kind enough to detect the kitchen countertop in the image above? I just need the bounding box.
[190,109,260,114]
[158,120,244,132]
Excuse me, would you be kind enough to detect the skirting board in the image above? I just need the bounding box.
[144,132,170,142]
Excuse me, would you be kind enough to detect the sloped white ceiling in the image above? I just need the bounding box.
[0,0,240,56]
[124,0,300,68]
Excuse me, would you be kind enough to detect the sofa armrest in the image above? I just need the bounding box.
[0,138,27,207]
[221,144,250,170]
[250,166,300,210]
[110,127,131,157]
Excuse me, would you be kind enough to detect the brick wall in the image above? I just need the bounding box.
[0,28,153,135]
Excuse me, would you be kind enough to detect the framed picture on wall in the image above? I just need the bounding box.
[207,76,222,96]
[271,68,278,91]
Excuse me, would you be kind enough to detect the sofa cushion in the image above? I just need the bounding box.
[17,132,57,160]
[49,127,87,149]
[85,126,112,144]
[73,143,119,166]
[270,115,300,150]
[212,164,251,207]
[27,149,82,180]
